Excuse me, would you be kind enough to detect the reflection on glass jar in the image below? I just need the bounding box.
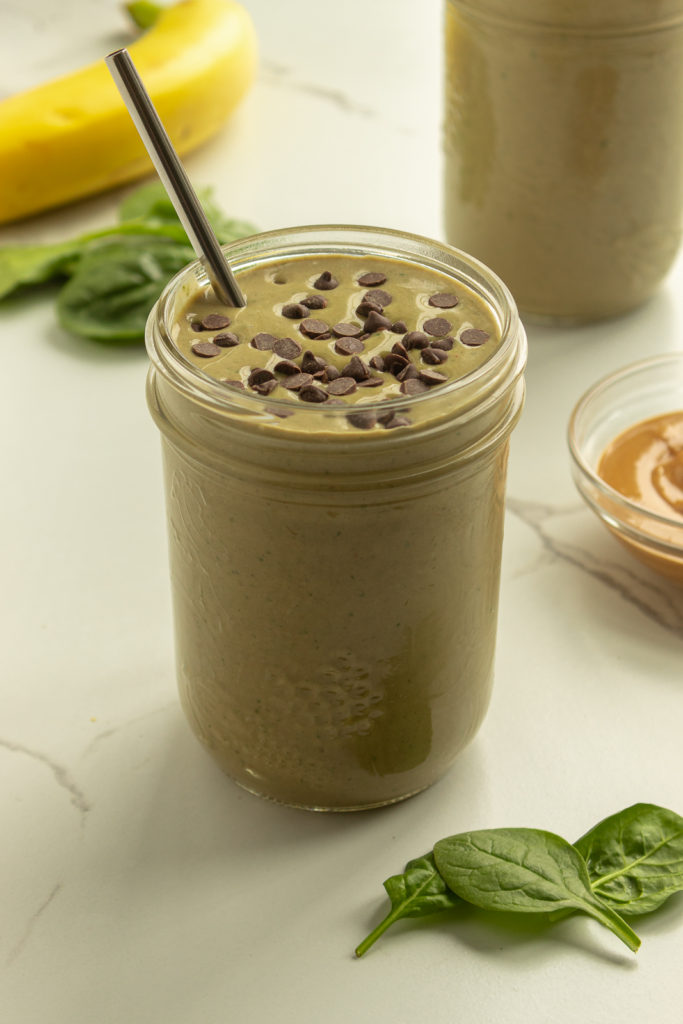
[444,0,683,322]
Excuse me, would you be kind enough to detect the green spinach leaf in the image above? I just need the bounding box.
[575,803,683,916]
[0,240,83,300]
[355,853,461,958]
[433,828,641,952]
[118,181,257,244]
[56,238,193,341]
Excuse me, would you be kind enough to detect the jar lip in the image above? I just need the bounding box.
[446,0,683,35]
[146,223,524,422]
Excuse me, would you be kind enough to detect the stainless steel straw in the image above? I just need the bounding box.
[105,47,246,307]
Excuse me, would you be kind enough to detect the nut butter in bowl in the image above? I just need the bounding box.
[568,352,683,581]
[444,0,683,323]
[145,225,527,811]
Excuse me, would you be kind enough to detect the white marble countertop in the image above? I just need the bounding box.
[2,2,682,1022]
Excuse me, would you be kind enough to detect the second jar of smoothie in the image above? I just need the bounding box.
[145,225,526,810]
[444,0,683,322]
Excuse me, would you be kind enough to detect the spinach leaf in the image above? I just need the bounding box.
[118,181,257,244]
[56,238,193,341]
[355,853,462,958]
[0,240,82,300]
[433,828,641,952]
[575,803,683,916]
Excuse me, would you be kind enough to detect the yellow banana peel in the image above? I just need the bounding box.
[0,0,257,224]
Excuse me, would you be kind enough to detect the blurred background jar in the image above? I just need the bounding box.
[443,0,683,322]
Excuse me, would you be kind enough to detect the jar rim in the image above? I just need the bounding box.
[446,0,683,35]
[146,223,525,428]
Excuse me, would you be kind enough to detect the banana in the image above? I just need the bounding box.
[0,0,257,224]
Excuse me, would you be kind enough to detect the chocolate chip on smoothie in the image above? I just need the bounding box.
[251,332,278,350]
[400,377,429,395]
[213,332,240,347]
[460,328,490,346]
[428,293,459,309]
[221,379,245,389]
[253,379,278,396]
[363,310,392,333]
[313,271,338,290]
[281,302,309,319]
[274,359,301,375]
[299,318,329,338]
[421,346,449,365]
[390,320,408,334]
[357,271,387,286]
[357,375,384,387]
[199,313,231,330]
[334,336,365,356]
[327,376,357,396]
[282,372,314,391]
[369,355,386,372]
[341,355,370,381]
[248,367,277,388]
[430,336,454,351]
[355,299,384,318]
[298,383,329,403]
[424,317,452,337]
[301,350,327,374]
[322,364,341,382]
[379,411,412,429]
[383,352,410,376]
[272,337,303,360]
[363,288,392,307]
[347,410,377,430]
[301,295,327,309]
[419,368,449,386]
[391,340,409,359]
[403,331,431,350]
[397,363,420,381]
[332,322,362,338]
[191,341,222,357]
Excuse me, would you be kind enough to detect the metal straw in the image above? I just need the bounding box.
[105,47,245,307]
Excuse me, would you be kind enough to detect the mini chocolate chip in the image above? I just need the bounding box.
[382,414,412,429]
[191,341,222,357]
[397,363,420,381]
[390,320,407,334]
[423,317,452,337]
[213,332,240,347]
[323,364,341,382]
[430,336,454,351]
[356,300,383,319]
[403,331,431,350]
[357,272,387,286]
[364,310,392,333]
[383,352,409,376]
[327,376,357,396]
[332,322,362,338]
[282,372,314,391]
[419,369,448,386]
[341,355,370,381]
[251,332,277,350]
[421,346,449,365]
[274,359,302,375]
[300,318,329,338]
[313,271,338,290]
[301,294,327,309]
[428,293,459,309]
[400,378,429,395]
[347,410,377,430]
[248,368,276,387]
[334,336,365,356]
[357,375,384,387]
[369,355,386,372]
[281,302,309,319]
[190,321,205,332]
[221,379,245,389]
[460,328,491,346]
[299,383,329,403]
[252,379,278,396]
[200,313,231,330]
[301,350,327,374]
[391,340,409,359]
[363,288,392,307]
[273,337,303,360]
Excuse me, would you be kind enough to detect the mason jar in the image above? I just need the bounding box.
[145,225,527,810]
[444,0,683,322]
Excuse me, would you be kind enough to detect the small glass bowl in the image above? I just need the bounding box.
[568,352,683,583]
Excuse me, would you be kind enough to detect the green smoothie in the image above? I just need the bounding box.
[146,226,526,810]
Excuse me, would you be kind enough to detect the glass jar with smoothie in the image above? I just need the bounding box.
[444,0,683,322]
[145,225,527,810]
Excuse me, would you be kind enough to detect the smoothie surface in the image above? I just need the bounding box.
[171,253,501,431]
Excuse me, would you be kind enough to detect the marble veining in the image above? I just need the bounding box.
[5,883,62,967]
[260,59,377,118]
[0,737,91,818]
